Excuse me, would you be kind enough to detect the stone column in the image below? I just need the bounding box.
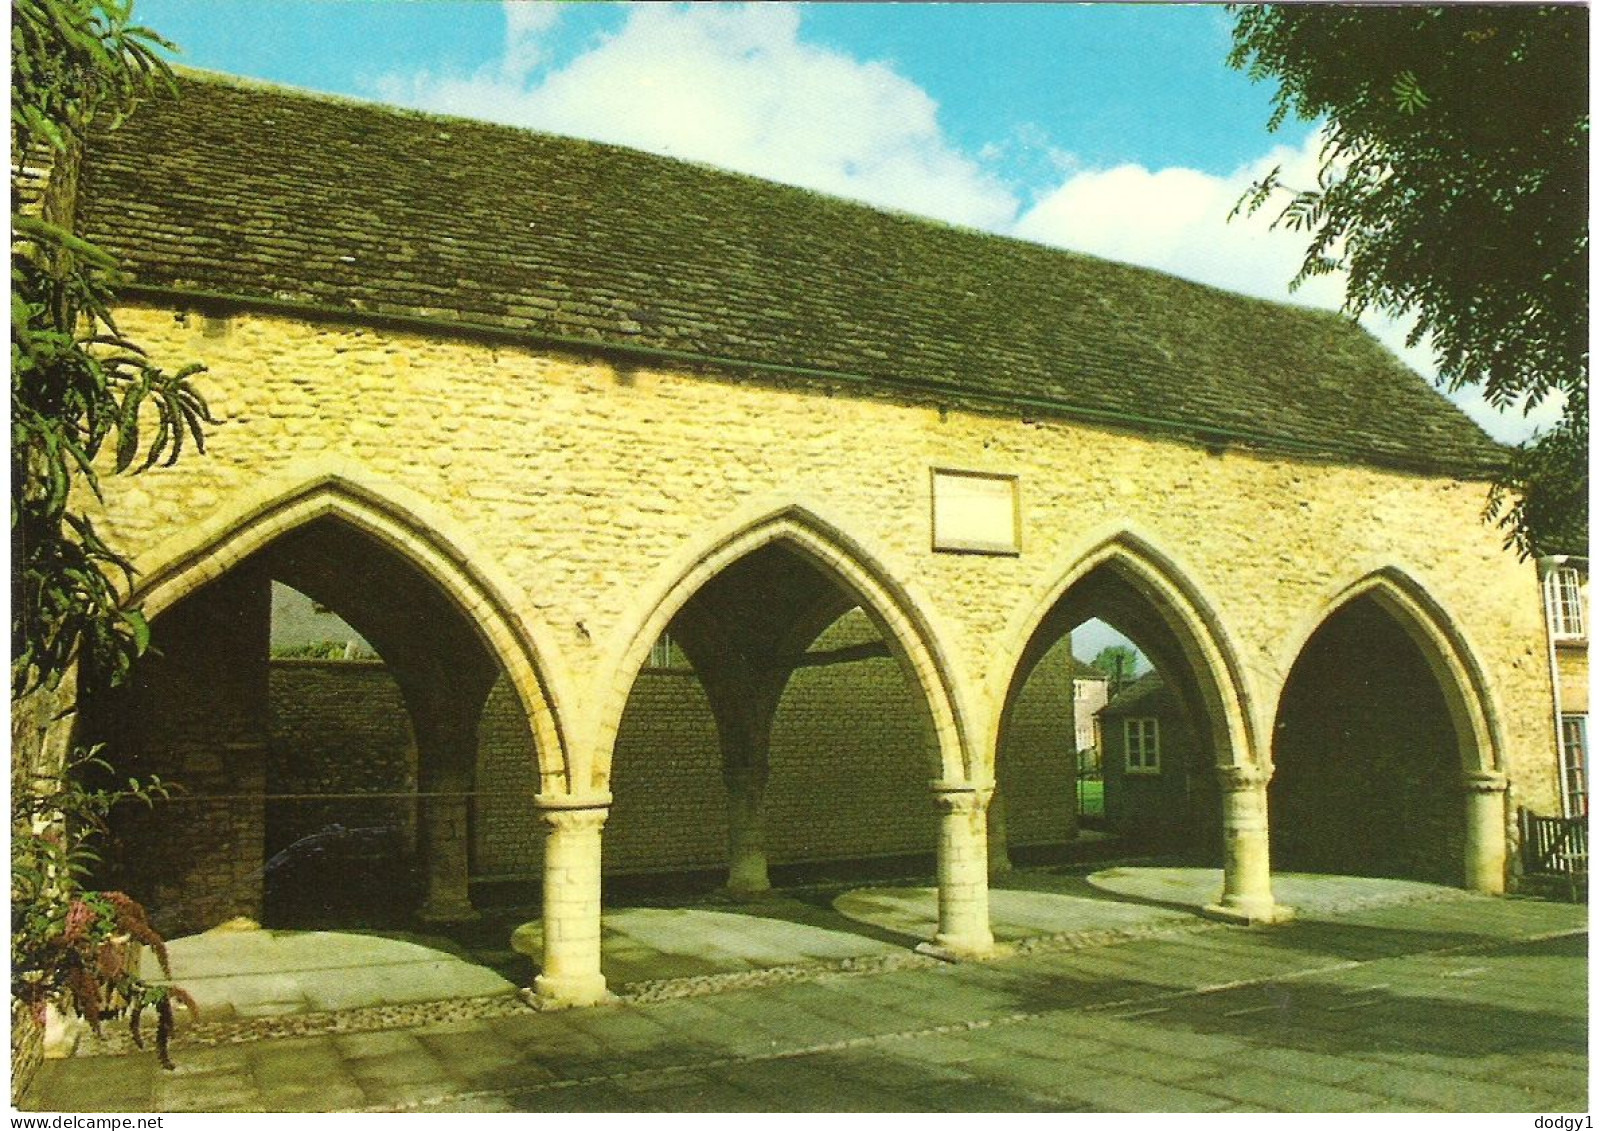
[1463,770,1508,895]
[918,783,995,960]
[416,785,478,923]
[723,764,771,897]
[532,798,610,1008]
[1204,763,1292,924]
[987,792,1013,876]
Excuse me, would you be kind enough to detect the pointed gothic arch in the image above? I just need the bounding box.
[594,503,972,791]
[126,470,573,793]
[1279,566,1502,776]
[1271,566,1506,890]
[996,529,1258,773]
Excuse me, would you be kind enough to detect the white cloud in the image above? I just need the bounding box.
[1012,133,1556,445]
[373,2,1017,230]
[500,1,563,81]
[1015,131,1344,308]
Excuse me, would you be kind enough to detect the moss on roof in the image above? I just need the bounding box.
[77,72,1505,478]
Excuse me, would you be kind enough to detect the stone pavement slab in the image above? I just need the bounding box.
[22,876,1587,1113]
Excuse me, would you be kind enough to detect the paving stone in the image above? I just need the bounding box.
[1348,1062,1567,1112]
[21,878,1590,1114]
[29,1054,158,1111]
[1076,1013,1251,1061]
[155,1076,267,1113]
[919,1074,1088,1112]
[697,989,862,1048]
[345,1048,453,1091]
[706,1056,933,1113]
[257,1079,368,1111]
[633,1076,781,1112]
[1184,1067,1389,1112]
[1042,1066,1240,1113]
[334,1029,427,1060]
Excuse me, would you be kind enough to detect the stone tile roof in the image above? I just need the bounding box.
[1098,671,1168,715]
[77,72,1505,478]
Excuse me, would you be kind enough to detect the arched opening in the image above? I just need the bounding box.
[82,511,542,938]
[606,540,943,894]
[998,555,1235,868]
[262,581,419,925]
[1271,593,1468,885]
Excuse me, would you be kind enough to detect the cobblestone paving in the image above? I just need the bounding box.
[23,892,1587,1113]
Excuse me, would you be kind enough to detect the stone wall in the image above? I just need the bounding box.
[91,570,272,937]
[1556,646,1588,715]
[264,660,419,918]
[87,305,1564,888]
[471,609,1079,879]
[996,634,1080,852]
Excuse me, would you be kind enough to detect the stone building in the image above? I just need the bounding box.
[1537,556,1589,818]
[38,70,1569,1007]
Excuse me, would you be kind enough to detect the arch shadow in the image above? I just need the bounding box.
[1279,566,1502,777]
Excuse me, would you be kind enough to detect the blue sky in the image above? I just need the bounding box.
[132,1,1553,450]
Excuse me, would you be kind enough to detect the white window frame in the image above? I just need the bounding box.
[649,633,676,669]
[1545,566,1586,640]
[1561,713,1588,818]
[1124,717,1160,774]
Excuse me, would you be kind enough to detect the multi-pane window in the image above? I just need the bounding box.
[649,633,676,669]
[1561,714,1588,818]
[1544,566,1586,639]
[1124,717,1160,773]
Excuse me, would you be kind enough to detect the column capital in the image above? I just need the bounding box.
[1463,770,1508,794]
[537,793,611,833]
[1215,762,1271,792]
[929,781,992,815]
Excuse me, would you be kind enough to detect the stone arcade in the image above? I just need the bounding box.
[36,72,1564,1008]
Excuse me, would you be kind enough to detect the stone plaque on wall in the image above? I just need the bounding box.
[931,468,1020,555]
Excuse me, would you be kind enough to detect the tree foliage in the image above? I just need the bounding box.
[1227,5,1587,557]
[1090,644,1141,687]
[11,0,205,1071]
[11,0,213,697]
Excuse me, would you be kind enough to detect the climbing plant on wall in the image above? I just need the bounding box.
[11,0,207,1077]
[11,0,213,698]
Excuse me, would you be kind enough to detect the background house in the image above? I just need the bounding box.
[1539,556,1588,818]
[1095,672,1213,856]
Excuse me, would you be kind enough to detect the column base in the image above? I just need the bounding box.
[1202,899,1294,926]
[416,899,481,925]
[916,932,999,963]
[723,879,773,902]
[527,971,611,1010]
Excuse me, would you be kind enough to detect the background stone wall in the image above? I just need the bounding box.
[470,609,1080,880]
[264,659,419,919]
[89,570,272,937]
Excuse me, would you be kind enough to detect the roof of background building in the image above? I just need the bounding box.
[77,72,1504,478]
[1098,671,1169,715]
[1071,659,1108,682]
